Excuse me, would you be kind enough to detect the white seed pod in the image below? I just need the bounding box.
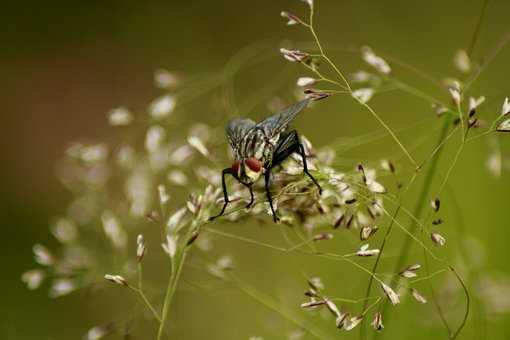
[49,278,77,298]
[108,107,133,126]
[158,184,170,204]
[167,170,188,186]
[149,94,176,119]
[145,125,166,153]
[431,232,446,246]
[296,77,316,87]
[430,198,440,212]
[300,299,326,309]
[361,46,391,74]
[399,264,421,278]
[381,283,400,305]
[162,234,178,258]
[187,136,210,157]
[468,96,485,115]
[357,244,380,257]
[166,207,187,232]
[85,325,111,340]
[136,234,146,261]
[371,312,384,331]
[454,50,471,74]
[21,269,45,290]
[104,274,128,286]
[313,233,334,241]
[280,11,300,26]
[411,288,427,303]
[33,244,54,266]
[352,88,374,104]
[154,69,179,89]
[51,218,78,244]
[280,48,309,62]
[344,315,363,331]
[448,82,462,106]
[308,277,324,291]
[497,119,510,132]
[325,299,341,317]
[360,226,378,241]
[336,312,348,329]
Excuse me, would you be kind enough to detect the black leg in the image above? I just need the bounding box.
[272,130,322,195]
[264,170,279,223]
[209,168,234,221]
[244,184,255,209]
[297,143,322,195]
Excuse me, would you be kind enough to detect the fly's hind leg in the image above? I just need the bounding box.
[297,143,322,195]
[272,130,322,195]
[264,170,279,223]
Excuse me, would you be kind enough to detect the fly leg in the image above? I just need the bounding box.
[264,170,279,223]
[244,184,255,209]
[297,143,322,195]
[209,168,234,221]
[272,130,322,195]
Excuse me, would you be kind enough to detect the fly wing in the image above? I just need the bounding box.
[256,98,310,139]
[226,118,256,156]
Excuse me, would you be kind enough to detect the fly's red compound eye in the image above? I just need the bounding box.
[231,161,240,175]
[244,157,262,172]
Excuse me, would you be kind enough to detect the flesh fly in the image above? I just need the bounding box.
[209,98,322,222]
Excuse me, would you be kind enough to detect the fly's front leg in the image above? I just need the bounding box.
[298,142,322,195]
[209,168,234,221]
[264,170,279,223]
[244,185,255,209]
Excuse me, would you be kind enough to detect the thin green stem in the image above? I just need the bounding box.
[231,273,335,340]
[359,206,400,340]
[374,117,450,340]
[307,3,417,167]
[157,251,187,340]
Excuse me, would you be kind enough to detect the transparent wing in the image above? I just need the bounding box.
[256,98,310,139]
[226,118,256,152]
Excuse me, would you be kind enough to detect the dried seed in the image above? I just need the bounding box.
[411,288,427,303]
[454,50,471,74]
[430,198,440,212]
[300,299,326,308]
[496,119,510,132]
[431,232,446,246]
[336,312,348,329]
[399,264,421,278]
[280,48,309,62]
[136,234,146,261]
[362,46,391,74]
[371,312,384,331]
[313,233,334,241]
[356,244,380,257]
[104,274,128,287]
[280,11,302,26]
[296,77,316,87]
[360,226,378,240]
[325,299,341,317]
[352,88,374,104]
[380,283,400,305]
[162,234,178,258]
[344,315,364,331]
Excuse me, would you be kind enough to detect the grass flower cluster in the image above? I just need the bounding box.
[22,0,510,339]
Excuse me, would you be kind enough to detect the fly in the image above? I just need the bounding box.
[209,98,322,222]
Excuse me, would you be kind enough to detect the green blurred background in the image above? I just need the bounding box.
[2,0,510,339]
